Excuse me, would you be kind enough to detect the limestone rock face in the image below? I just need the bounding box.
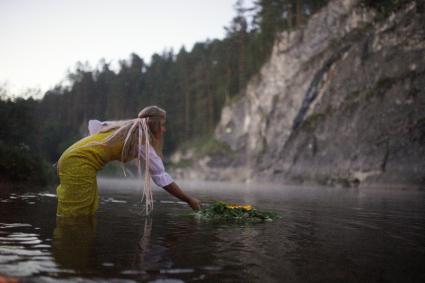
[178,0,425,188]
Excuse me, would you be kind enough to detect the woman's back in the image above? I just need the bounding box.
[59,130,124,171]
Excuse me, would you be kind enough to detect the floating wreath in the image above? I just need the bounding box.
[195,201,277,221]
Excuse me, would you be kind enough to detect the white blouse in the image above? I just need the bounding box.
[88,119,174,187]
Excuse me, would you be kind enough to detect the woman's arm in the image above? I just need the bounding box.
[163,182,201,210]
[140,147,201,211]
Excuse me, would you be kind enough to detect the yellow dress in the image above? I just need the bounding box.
[56,131,122,217]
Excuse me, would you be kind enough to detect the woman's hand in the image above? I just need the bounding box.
[163,182,201,211]
[188,197,201,211]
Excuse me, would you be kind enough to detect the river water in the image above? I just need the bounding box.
[0,179,424,282]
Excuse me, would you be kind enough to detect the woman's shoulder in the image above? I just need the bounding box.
[88,120,104,135]
[67,131,114,151]
[83,131,116,145]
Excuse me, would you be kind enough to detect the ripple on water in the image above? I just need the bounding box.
[38,193,56,198]
[159,268,194,274]
[149,279,185,283]
[32,277,138,283]
[7,232,39,237]
[0,255,20,264]
[0,222,57,278]
[102,197,128,204]
[0,223,33,229]
[0,238,42,245]
[0,260,60,277]
[0,246,46,256]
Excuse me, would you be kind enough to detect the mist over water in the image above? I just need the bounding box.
[1,179,424,282]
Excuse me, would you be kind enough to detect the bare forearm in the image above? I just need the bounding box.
[163,182,191,203]
[163,182,201,210]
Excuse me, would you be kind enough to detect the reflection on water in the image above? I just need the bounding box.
[52,216,97,272]
[0,180,425,282]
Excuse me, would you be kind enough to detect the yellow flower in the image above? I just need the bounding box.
[226,204,253,211]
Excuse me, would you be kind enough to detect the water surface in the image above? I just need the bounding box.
[0,179,424,282]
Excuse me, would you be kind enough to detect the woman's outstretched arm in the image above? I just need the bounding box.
[139,147,201,211]
[163,182,201,210]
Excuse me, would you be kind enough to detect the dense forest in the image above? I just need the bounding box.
[0,0,409,187]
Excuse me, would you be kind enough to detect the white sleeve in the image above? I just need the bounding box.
[88,120,103,135]
[139,147,174,187]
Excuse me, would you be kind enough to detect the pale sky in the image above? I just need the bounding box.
[0,0,253,98]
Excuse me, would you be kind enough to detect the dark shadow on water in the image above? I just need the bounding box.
[52,216,97,273]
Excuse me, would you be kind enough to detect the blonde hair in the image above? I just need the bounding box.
[138,105,166,158]
[99,106,166,161]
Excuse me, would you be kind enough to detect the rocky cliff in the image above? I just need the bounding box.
[173,0,425,189]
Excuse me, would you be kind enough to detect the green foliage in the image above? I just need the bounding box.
[195,201,278,221]
[0,142,55,186]
[0,97,39,147]
[0,96,56,187]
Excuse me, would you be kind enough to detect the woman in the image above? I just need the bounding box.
[56,105,201,217]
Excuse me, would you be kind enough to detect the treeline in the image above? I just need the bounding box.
[1,0,329,185]
[38,0,328,159]
[0,97,54,186]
